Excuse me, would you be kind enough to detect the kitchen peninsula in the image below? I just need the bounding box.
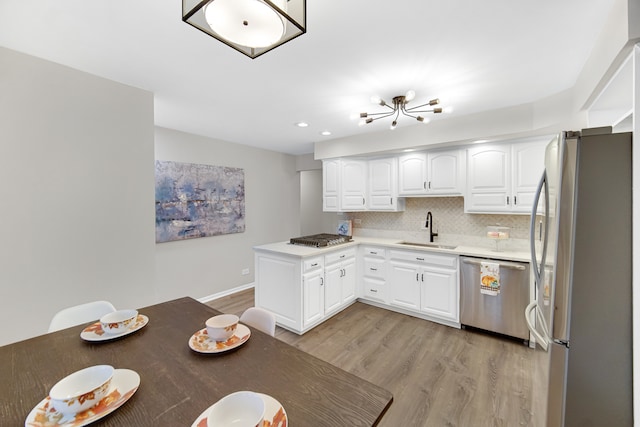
[253,235,532,335]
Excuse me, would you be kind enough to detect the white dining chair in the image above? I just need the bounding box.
[240,307,276,337]
[48,300,117,332]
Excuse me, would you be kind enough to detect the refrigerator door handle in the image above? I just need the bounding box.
[529,170,550,286]
[525,301,549,351]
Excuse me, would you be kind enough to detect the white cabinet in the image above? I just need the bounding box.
[398,149,463,196]
[255,247,357,334]
[389,250,459,323]
[420,265,458,322]
[360,246,388,304]
[427,150,464,195]
[322,159,340,211]
[389,260,422,311]
[340,160,367,211]
[465,140,546,213]
[302,267,324,327]
[368,158,405,211]
[322,159,367,211]
[398,153,428,195]
[324,249,356,315]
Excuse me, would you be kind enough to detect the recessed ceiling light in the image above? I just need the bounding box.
[320,131,331,136]
[295,122,309,128]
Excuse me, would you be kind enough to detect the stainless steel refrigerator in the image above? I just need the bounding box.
[525,128,632,427]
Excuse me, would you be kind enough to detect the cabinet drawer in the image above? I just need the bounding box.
[362,246,386,258]
[362,277,386,303]
[390,250,457,268]
[325,248,356,265]
[303,257,324,272]
[363,257,386,279]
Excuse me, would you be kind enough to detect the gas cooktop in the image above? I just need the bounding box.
[289,233,352,248]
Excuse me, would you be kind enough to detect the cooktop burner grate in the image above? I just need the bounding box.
[289,233,352,248]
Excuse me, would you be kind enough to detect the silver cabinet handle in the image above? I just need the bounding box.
[370,267,377,271]
[507,196,510,205]
[320,277,324,286]
[370,289,378,293]
[416,257,425,261]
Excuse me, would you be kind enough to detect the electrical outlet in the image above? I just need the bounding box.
[241,268,250,275]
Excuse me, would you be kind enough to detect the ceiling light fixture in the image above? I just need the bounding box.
[182,0,306,59]
[358,90,446,130]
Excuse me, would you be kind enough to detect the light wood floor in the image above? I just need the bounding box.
[207,289,535,427]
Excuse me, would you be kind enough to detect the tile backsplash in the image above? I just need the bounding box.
[342,197,533,245]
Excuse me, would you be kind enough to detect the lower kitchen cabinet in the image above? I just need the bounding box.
[302,267,324,328]
[255,247,357,334]
[388,250,459,325]
[389,261,422,311]
[420,265,458,322]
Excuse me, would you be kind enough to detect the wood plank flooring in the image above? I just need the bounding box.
[207,289,535,427]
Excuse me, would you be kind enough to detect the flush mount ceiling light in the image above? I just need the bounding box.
[358,90,446,130]
[182,0,306,59]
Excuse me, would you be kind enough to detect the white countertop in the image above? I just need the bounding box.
[254,236,532,263]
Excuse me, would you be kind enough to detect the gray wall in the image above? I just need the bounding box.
[154,127,301,302]
[300,170,339,235]
[0,48,303,346]
[0,47,156,345]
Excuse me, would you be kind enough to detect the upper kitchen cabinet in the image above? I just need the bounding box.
[465,139,546,214]
[368,157,405,211]
[323,159,340,211]
[340,159,367,211]
[398,149,463,196]
[427,149,464,195]
[323,159,367,212]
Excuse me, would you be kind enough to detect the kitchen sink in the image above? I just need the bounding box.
[398,241,457,250]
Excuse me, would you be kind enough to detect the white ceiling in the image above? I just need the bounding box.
[0,0,616,155]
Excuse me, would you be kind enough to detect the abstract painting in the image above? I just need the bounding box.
[155,160,245,243]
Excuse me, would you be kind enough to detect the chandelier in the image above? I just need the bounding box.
[182,0,306,59]
[359,90,444,130]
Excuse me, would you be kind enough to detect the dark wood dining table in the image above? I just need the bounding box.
[0,297,393,426]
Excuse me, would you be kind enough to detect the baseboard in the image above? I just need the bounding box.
[197,283,255,304]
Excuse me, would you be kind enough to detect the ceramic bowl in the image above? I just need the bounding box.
[205,314,239,342]
[207,391,265,427]
[49,365,114,415]
[100,309,138,334]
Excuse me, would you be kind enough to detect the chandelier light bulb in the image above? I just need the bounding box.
[370,95,381,104]
[429,98,440,106]
[405,90,416,102]
[204,0,287,48]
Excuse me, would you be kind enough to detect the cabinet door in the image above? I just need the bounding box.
[303,270,324,327]
[420,266,458,322]
[512,141,546,213]
[341,258,356,304]
[340,160,367,211]
[389,261,421,311]
[323,263,343,315]
[428,150,462,195]
[465,144,511,212]
[323,160,340,211]
[398,153,427,195]
[368,157,399,210]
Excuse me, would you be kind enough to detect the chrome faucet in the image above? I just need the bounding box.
[425,211,438,242]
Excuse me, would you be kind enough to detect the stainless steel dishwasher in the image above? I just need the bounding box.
[460,256,530,342]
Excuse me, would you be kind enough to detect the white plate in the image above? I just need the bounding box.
[191,392,287,427]
[25,368,140,427]
[189,323,251,354]
[80,314,149,342]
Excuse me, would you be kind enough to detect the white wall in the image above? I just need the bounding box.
[0,47,156,345]
[154,127,301,302]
